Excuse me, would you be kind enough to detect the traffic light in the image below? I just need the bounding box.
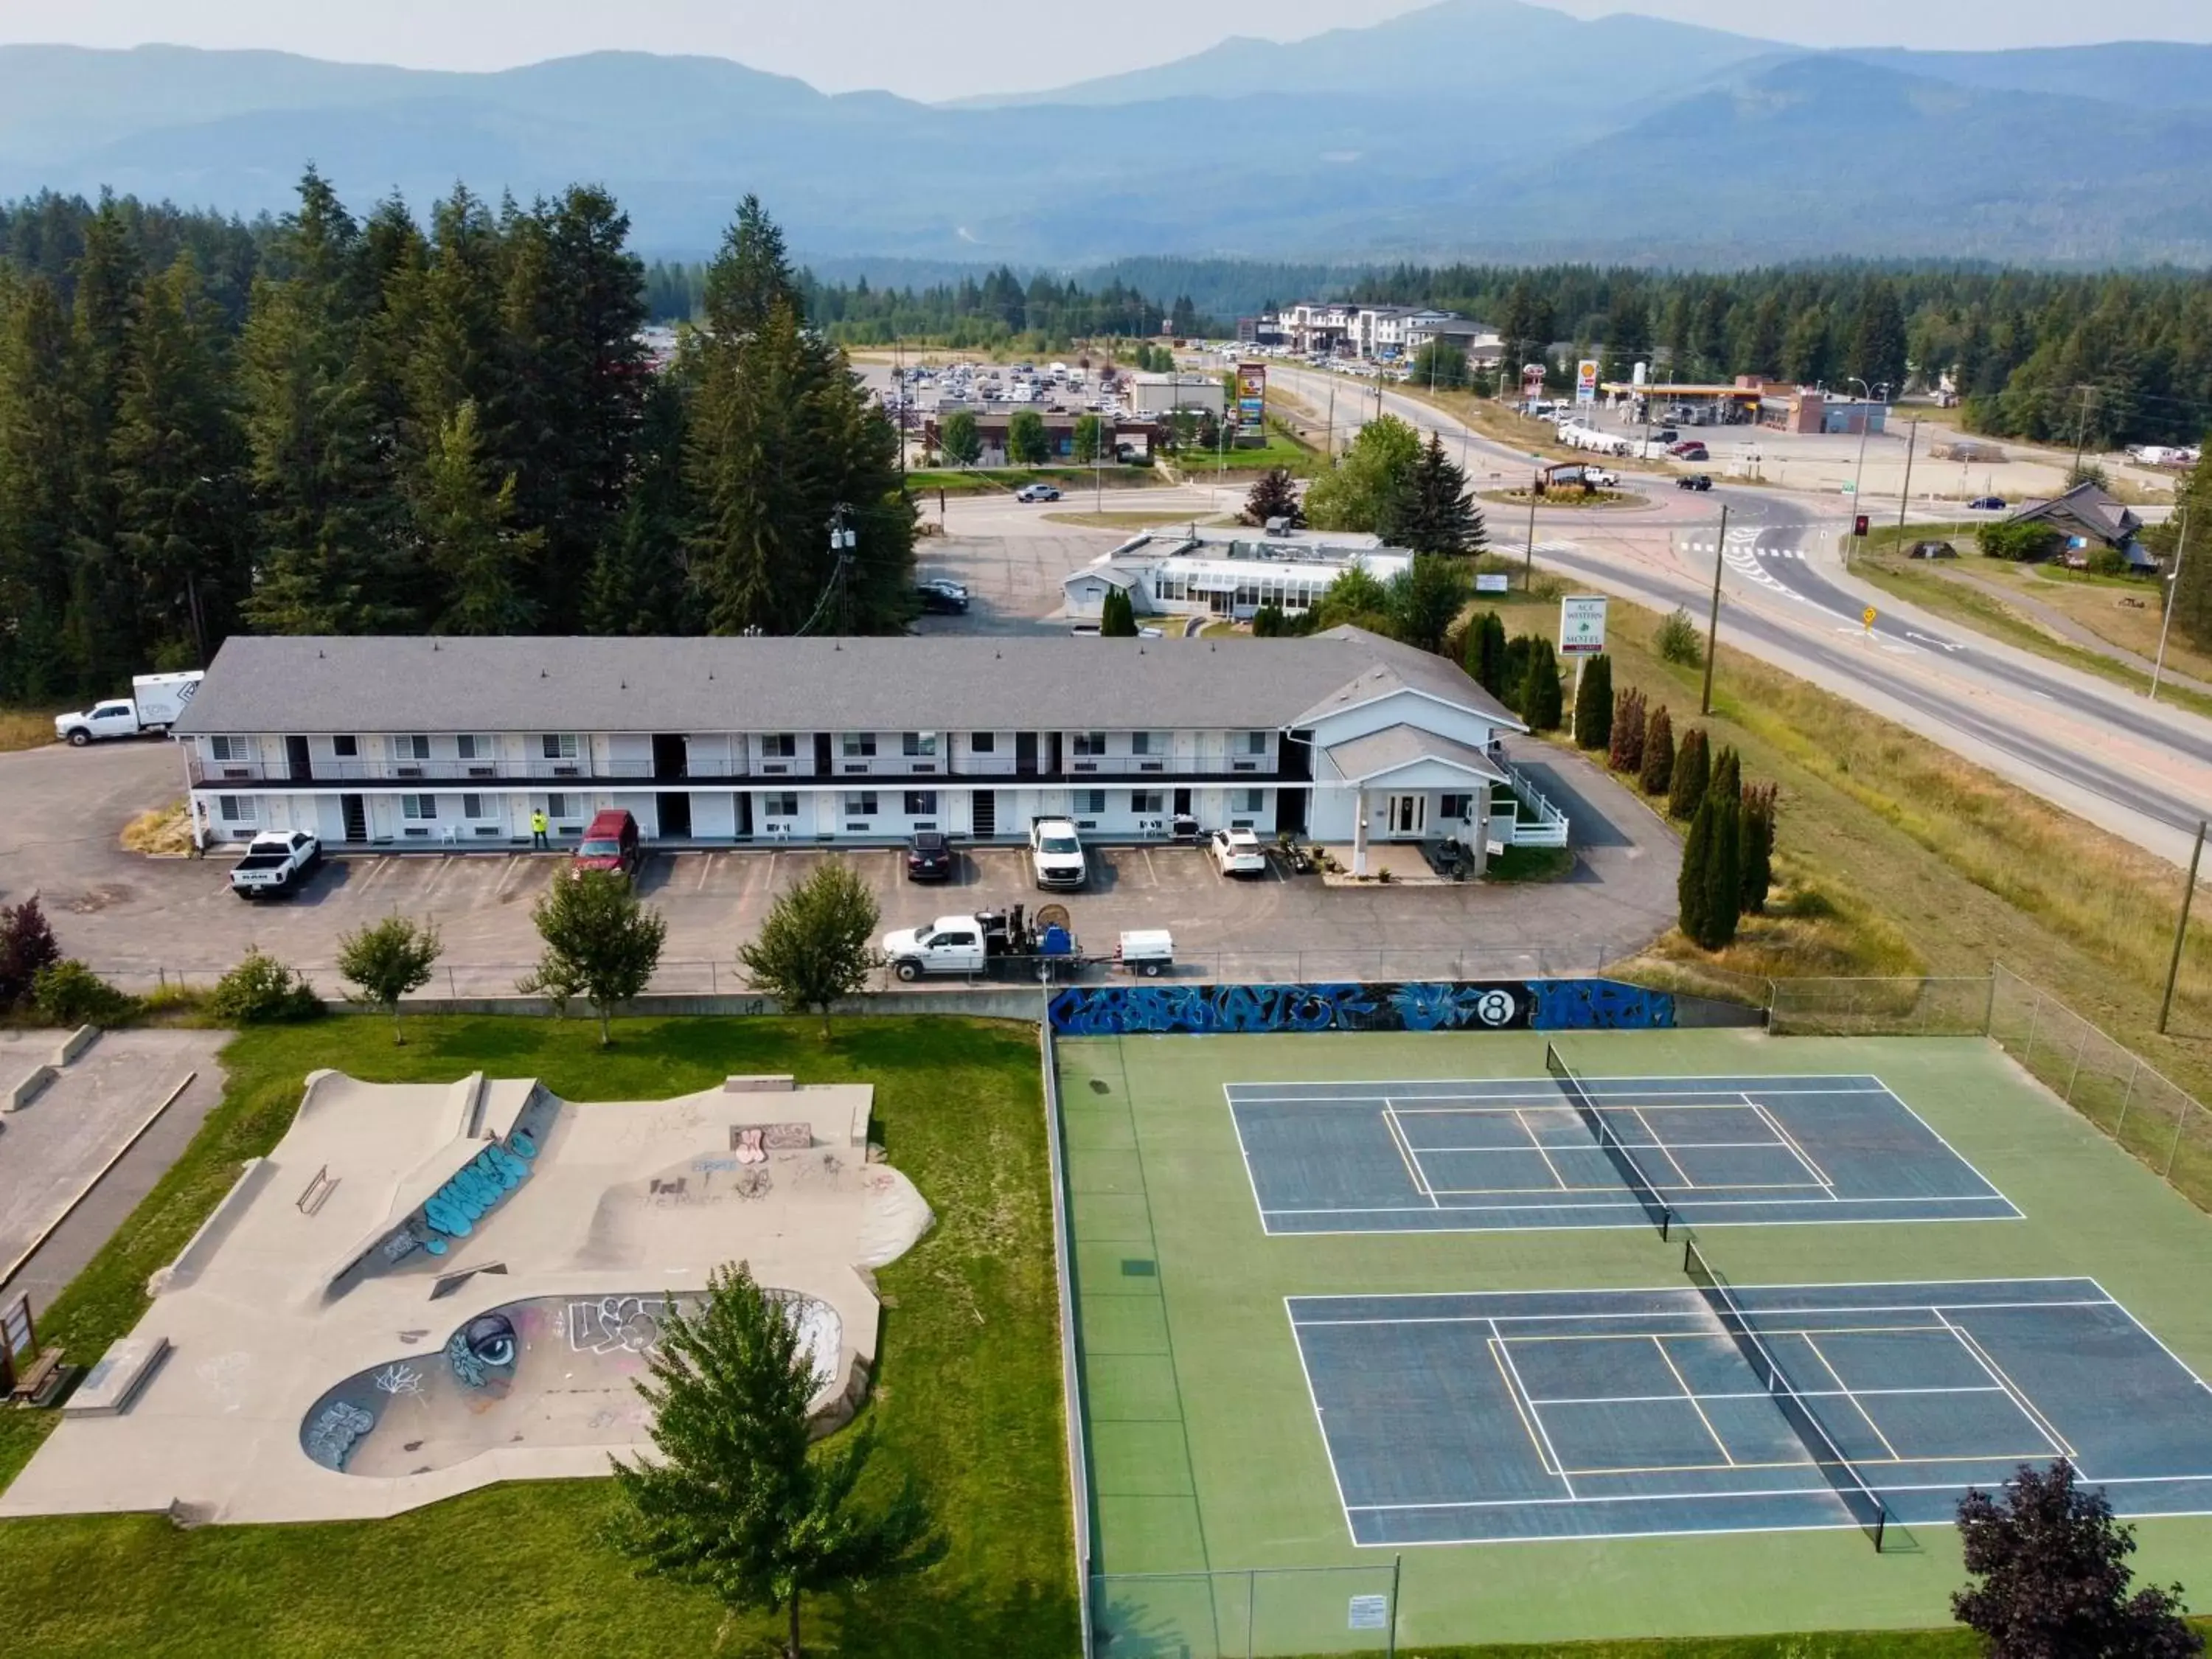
[1853,513,1871,538]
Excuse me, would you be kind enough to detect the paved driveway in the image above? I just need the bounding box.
[2,738,1678,994]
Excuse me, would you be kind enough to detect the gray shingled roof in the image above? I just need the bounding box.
[1324,723,1507,784]
[175,626,1520,736]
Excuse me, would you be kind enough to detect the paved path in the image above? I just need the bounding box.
[1917,564,2212,698]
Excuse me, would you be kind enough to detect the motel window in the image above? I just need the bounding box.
[1440,794,1473,821]
[970,732,996,754]
[844,792,878,817]
[401,795,437,820]
[904,791,938,816]
[540,734,577,760]
[762,792,799,818]
[1245,731,1269,756]
[1073,732,1106,757]
[332,735,359,758]
[1131,790,1164,815]
[1075,790,1107,814]
[394,734,430,760]
[544,793,572,818]
[902,732,938,758]
[1237,789,1265,813]
[456,734,489,760]
[209,735,251,762]
[762,733,797,758]
[217,795,255,824]
[1131,731,1155,756]
[842,733,877,758]
[462,794,492,819]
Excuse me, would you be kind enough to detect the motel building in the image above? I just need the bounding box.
[174,630,1568,875]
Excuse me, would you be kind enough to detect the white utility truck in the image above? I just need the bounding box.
[54,671,204,745]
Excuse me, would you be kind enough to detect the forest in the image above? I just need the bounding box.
[0,180,913,703]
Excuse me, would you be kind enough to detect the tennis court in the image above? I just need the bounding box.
[1291,1272,2212,1546]
[1228,1065,2017,1234]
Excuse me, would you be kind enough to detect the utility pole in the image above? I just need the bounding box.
[1896,417,1919,535]
[2152,507,2191,703]
[2159,818,2207,1034]
[1700,502,1730,715]
[1324,375,1337,460]
[1845,376,1874,564]
[2072,385,2097,478]
[1524,476,1540,594]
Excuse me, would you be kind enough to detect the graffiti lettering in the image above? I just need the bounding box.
[420,1138,537,1242]
[304,1400,375,1470]
[566,1295,669,1356]
[1046,978,1675,1037]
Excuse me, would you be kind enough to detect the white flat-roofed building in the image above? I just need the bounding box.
[171,628,1560,874]
[1063,527,1413,625]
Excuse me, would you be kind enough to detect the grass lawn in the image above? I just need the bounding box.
[1044,509,1235,531]
[1478,487,1645,509]
[0,1014,1077,1659]
[906,465,1155,498]
[1461,584,2212,1120]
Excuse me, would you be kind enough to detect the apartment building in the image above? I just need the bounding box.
[173,629,1556,872]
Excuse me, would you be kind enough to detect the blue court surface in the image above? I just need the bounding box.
[1227,1074,2019,1234]
[1289,1278,2212,1546]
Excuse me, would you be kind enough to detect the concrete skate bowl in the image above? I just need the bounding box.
[299,1290,843,1477]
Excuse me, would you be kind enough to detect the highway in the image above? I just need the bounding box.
[1270,363,2212,864]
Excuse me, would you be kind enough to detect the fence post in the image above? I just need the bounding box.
[2166,1102,2191,1180]
[2022,992,2042,1065]
[1388,1552,1403,1659]
[710,960,717,995]
[2065,1021,2090,1104]
[1983,970,1998,1037]
[1246,1568,1256,1659]
[2116,1057,2140,1138]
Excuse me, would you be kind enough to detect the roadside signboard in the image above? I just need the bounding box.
[1475,572,1510,594]
[1521,362,1546,400]
[1576,358,1599,406]
[1237,362,1267,433]
[1559,594,1609,656]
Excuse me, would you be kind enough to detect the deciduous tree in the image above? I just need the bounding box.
[1242,465,1303,528]
[737,861,880,1038]
[336,914,443,1043]
[518,869,667,1045]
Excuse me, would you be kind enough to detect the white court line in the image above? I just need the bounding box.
[1405,1138,1815,1154]
[1748,1096,1837,1194]
[1511,1107,1571,1192]
[2083,1275,2212,1402]
[1380,1102,1440,1207]
[1649,1335,1736,1467]
[1283,1298,1360,1544]
[1222,1082,1272,1229]
[1624,1102,1696,1188]
[1489,1321,1575,1499]
[1794,1332,1902,1464]
[1933,1307,2074,1461]
[1528,1385,2008,1407]
[1265,1190,2016,1215]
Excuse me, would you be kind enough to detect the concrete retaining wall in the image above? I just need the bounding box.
[6,1065,56,1112]
[152,1158,276,1295]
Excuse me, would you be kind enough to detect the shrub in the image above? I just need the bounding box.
[2085,546,2131,577]
[1980,521,2064,563]
[1639,706,1674,796]
[209,950,323,1024]
[1655,607,1703,667]
[30,960,139,1027]
[0,895,61,1011]
[1740,782,1778,915]
[1519,637,1564,732]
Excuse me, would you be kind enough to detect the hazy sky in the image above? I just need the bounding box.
[4,0,2208,97]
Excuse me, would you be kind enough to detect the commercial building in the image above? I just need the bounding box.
[921,406,1161,465]
[1129,374,1227,418]
[173,630,1564,874]
[1756,386,1889,436]
[1262,303,1490,364]
[1062,526,1411,624]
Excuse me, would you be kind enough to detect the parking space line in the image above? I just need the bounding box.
[694,852,714,892]
[492,856,529,900]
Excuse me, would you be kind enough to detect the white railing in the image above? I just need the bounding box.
[1495,757,1571,849]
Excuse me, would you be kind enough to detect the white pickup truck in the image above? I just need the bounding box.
[1029,817,1088,890]
[229,830,322,900]
[881,916,989,981]
[54,671,204,746]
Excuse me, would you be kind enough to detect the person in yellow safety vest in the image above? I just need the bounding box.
[529,808,549,850]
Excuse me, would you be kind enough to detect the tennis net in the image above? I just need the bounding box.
[1682,1236,1889,1550]
[1544,1042,1671,1239]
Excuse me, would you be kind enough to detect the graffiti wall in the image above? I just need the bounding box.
[1046,978,1677,1037]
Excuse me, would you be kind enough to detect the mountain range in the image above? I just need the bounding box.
[1,0,2208,266]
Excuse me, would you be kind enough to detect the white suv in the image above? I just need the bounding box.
[1208,827,1267,877]
[1029,818,1088,890]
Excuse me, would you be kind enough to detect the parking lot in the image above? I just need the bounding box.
[0,740,1677,996]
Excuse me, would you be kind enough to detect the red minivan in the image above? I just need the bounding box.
[570,808,642,880]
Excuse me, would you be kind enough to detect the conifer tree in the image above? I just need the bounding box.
[1608,687,1646,774]
[1740,782,1777,916]
[1639,706,1674,796]
[1710,744,1742,806]
[1572,654,1613,751]
[1668,726,1711,820]
[1703,790,1742,950]
[1388,433,1486,554]
[1520,636,1564,732]
[1677,794,1713,947]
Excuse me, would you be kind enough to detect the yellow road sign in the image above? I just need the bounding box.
[1862,606,1877,630]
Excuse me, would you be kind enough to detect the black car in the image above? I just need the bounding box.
[914,582,969,615]
[1907,539,1959,560]
[1677,473,1714,492]
[905,830,954,881]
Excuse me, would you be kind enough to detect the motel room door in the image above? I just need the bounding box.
[1386,794,1425,839]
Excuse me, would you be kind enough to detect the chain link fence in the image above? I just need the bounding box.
[1986,964,2212,1206]
[1091,1564,1401,1659]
